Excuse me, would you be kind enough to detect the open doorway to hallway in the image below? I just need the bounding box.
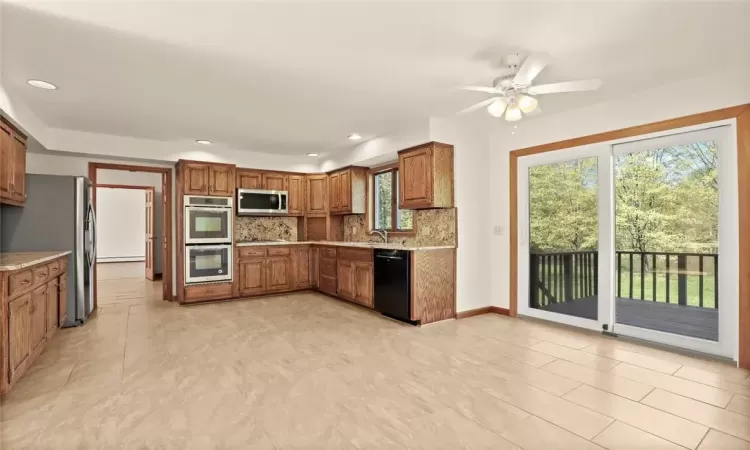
[88,163,174,309]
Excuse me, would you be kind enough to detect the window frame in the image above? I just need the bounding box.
[368,163,416,235]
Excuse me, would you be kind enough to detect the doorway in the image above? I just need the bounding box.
[517,124,738,358]
[88,163,174,309]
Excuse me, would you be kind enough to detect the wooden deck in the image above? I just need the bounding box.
[538,297,719,341]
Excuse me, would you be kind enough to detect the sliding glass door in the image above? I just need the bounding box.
[518,124,738,358]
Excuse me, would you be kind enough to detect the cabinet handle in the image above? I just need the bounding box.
[51,267,59,272]
[20,279,30,285]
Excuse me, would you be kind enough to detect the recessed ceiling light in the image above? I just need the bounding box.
[195,140,212,145]
[348,133,362,141]
[27,79,57,90]
[307,153,319,157]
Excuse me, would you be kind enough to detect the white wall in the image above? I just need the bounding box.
[490,68,750,309]
[96,188,146,262]
[98,169,164,272]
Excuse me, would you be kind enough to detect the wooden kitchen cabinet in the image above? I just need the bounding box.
[236,170,263,189]
[336,260,355,300]
[398,142,454,209]
[0,119,28,207]
[263,173,288,191]
[239,259,266,296]
[8,294,31,383]
[29,285,47,355]
[306,174,328,214]
[1,254,69,393]
[353,262,373,307]
[288,175,305,215]
[328,167,366,215]
[178,160,235,197]
[183,162,210,195]
[209,165,235,196]
[59,276,68,326]
[292,246,311,289]
[45,279,58,338]
[266,257,292,291]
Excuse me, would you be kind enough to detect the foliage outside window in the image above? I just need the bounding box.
[373,169,413,232]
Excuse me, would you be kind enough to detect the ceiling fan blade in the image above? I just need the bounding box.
[459,85,500,94]
[456,98,501,115]
[512,53,549,86]
[527,79,602,95]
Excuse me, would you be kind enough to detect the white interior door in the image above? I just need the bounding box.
[517,144,614,332]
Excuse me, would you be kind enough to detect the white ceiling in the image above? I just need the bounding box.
[3,1,750,156]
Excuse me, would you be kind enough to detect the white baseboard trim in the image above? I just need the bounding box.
[97,256,145,263]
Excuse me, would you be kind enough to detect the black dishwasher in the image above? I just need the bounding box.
[374,249,415,324]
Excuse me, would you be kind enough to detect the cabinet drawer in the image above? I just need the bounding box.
[47,261,61,277]
[319,257,337,278]
[238,247,266,258]
[319,275,337,295]
[59,258,68,274]
[267,247,291,257]
[319,247,337,258]
[338,248,372,263]
[8,270,33,298]
[183,283,233,303]
[32,266,50,286]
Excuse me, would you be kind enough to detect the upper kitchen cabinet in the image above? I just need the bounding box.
[398,142,454,209]
[178,160,236,197]
[287,174,306,215]
[263,173,287,191]
[236,170,263,189]
[329,167,366,215]
[0,119,28,207]
[306,174,328,215]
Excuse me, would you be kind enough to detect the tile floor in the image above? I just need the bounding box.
[1,264,749,449]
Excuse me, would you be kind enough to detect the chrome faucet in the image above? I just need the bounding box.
[370,229,388,244]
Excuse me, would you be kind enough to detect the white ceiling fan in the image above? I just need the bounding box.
[457,53,602,121]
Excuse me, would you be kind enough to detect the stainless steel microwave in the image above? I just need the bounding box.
[236,189,288,215]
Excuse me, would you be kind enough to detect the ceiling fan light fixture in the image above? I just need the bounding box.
[517,94,538,114]
[486,98,509,118]
[505,104,522,122]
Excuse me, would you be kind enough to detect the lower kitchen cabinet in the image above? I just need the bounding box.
[336,260,355,300]
[353,262,373,307]
[292,247,311,289]
[1,254,69,394]
[266,257,292,291]
[239,259,266,296]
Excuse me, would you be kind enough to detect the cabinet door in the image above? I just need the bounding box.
[287,175,305,215]
[296,247,311,288]
[59,276,68,326]
[184,163,210,195]
[339,170,351,212]
[8,294,31,380]
[399,146,433,208]
[0,124,14,199]
[30,285,47,352]
[306,175,328,214]
[209,165,234,196]
[262,173,287,191]
[239,259,266,295]
[337,260,354,300]
[329,172,340,212]
[46,280,59,335]
[353,263,373,307]
[237,170,263,189]
[11,135,26,201]
[266,257,292,291]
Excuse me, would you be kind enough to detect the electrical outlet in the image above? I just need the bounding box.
[422,226,431,235]
[494,226,503,236]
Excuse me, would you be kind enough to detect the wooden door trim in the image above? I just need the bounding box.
[88,162,174,306]
[507,103,750,368]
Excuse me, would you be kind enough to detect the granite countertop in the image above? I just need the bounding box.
[235,241,455,251]
[0,251,72,271]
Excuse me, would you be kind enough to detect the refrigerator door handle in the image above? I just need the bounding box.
[89,205,98,265]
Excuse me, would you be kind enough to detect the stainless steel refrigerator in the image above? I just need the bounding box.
[1,175,96,326]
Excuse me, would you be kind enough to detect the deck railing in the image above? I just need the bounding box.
[530,251,719,309]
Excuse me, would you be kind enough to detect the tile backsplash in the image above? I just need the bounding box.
[343,208,456,247]
[235,217,298,242]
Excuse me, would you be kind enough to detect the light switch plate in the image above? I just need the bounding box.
[494,226,503,236]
